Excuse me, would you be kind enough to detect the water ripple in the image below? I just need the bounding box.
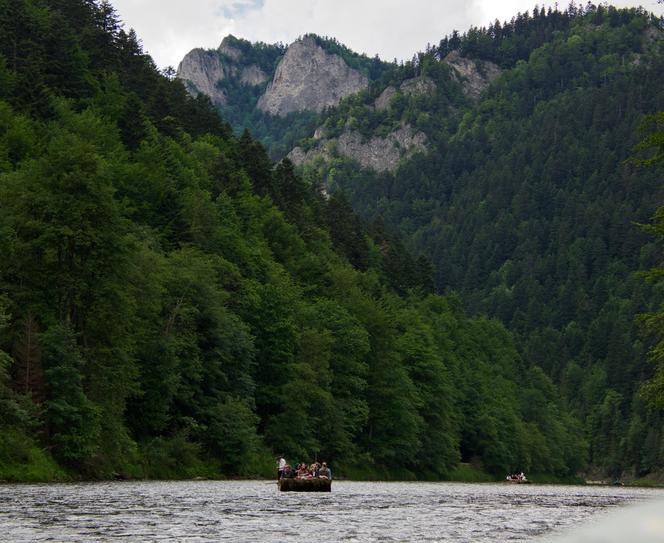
[1,480,662,542]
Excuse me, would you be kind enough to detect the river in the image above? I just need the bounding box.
[1,480,663,542]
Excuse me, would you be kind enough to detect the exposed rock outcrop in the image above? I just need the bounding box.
[289,143,331,166]
[374,76,436,111]
[218,38,243,61]
[336,125,427,172]
[257,36,369,116]
[289,123,427,174]
[644,25,663,44]
[177,36,274,106]
[400,76,436,98]
[240,64,269,86]
[177,48,228,105]
[375,86,397,111]
[443,51,502,99]
[178,34,376,118]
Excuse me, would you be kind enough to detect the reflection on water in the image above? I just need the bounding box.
[1,480,663,542]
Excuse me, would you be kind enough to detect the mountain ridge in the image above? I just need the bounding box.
[177,32,508,167]
[0,0,596,483]
[178,4,664,480]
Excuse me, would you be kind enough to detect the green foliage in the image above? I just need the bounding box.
[632,112,664,167]
[0,428,68,482]
[222,105,318,160]
[437,3,658,69]
[306,34,393,80]
[317,5,664,478]
[218,35,286,73]
[446,462,497,482]
[0,0,589,482]
[41,324,100,468]
[637,112,664,414]
[204,397,260,472]
[139,433,218,480]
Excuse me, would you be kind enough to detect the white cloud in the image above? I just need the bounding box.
[225,0,482,60]
[110,0,231,68]
[109,0,664,69]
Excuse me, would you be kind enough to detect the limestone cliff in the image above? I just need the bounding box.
[239,64,270,86]
[177,48,229,106]
[374,76,437,111]
[178,35,370,118]
[443,51,502,99]
[257,36,369,116]
[177,36,273,106]
[289,123,427,174]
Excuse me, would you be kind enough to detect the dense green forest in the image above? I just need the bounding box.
[640,111,664,410]
[296,5,664,479]
[0,0,587,481]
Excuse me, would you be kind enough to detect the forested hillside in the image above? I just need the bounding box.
[294,5,664,478]
[0,0,586,481]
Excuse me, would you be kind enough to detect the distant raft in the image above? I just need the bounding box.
[278,478,332,492]
[504,473,530,483]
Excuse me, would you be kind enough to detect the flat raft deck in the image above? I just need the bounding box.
[278,478,332,492]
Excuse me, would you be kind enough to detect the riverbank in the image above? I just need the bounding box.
[2,447,661,488]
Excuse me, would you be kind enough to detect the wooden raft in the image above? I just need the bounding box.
[278,478,332,492]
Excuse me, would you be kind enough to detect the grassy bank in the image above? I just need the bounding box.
[1,447,647,486]
[0,430,69,483]
[445,463,497,482]
[625,477,664,488]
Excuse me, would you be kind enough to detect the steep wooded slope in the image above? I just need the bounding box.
[297,6,664,478]
[0,0,583,481]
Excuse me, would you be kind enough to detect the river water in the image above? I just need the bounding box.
[1,480,663,542]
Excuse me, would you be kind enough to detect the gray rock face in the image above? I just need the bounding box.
[443,51,501,98]
[177,36,273,106]
[289,123,427,174]
[374,77,436,111]
[257,36,369,116]
[289,144,331,166]
[644,25,663,46]
[177,49,228,105]
[400,76,436,98]
[240,65,269,86]
[337,125,427,172]
[218,38,242,61]
[375,86,397,111]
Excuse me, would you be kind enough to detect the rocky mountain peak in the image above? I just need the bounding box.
[256,36,369,116]
[218,35,243,61]
[177,35,272,106]
[177,48,228,106]
[443,51,502,98]
[375,76,437,111]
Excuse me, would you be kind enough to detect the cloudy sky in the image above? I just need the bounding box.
[110,0,664,69]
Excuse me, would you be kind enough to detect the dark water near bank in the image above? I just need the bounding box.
[1,480,663,542]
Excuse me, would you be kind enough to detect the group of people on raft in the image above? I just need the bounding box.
[506,472,527,482]
[277,457,332,481]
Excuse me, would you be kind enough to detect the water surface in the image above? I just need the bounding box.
[1,480,662,542]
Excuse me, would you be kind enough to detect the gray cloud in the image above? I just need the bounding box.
[110,0,664,69]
